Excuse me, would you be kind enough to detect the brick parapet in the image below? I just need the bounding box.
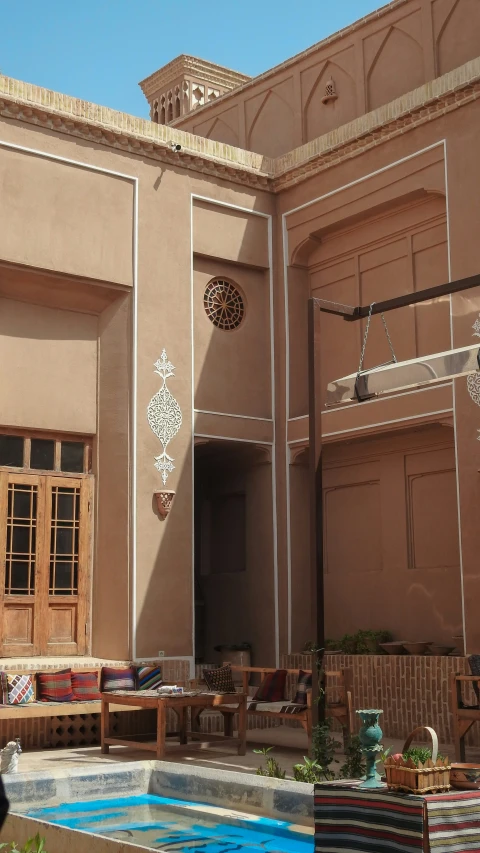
[1,59,479,193]
[282,652,477,745]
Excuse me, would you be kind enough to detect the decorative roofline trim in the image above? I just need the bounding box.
[170,0,411,127]
[273,57,480,190]
[139,54,250,99]
[0,75,273,190]
[0,58,479,194]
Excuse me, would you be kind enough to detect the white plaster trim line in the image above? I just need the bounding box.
[282,211,292,654]
[194,409,272,421]
[0,137,139,661]
[131,180,139,661]
[191,194,279,667]
[282,139,447,653]
[445,140,467,655]
[194,433,273,445]
[190,196,195,668]
[289,408,454,442]
[283,140,446,218]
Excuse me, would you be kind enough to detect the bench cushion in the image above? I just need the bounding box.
[293,669,312,705]
[71,671,101,700]
[253,669,287,702]
[203,665,236,694]
[137,666,163,690]
[221,699,306,715]
[37,669,75,702]
[102,666,135,691]
[6,674,34,705]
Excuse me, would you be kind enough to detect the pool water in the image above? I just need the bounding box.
[24,793,314,852]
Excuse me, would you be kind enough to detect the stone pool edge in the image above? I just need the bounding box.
[3,759,314,825]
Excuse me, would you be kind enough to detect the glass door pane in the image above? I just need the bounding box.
[6,483,37,594]
[0,473,44,656]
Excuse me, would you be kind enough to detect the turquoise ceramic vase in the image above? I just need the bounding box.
[356,709,386,788]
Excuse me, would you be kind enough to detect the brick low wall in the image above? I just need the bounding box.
[282,652,477,745]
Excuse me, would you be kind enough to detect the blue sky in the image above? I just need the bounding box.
[1,1,384,118]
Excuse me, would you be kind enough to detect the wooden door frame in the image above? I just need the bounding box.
[0,471,94,657]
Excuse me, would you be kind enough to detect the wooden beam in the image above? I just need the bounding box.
[315,273,480,320]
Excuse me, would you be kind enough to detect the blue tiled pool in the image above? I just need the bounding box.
[25,793,314,852]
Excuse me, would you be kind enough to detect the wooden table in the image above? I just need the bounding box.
[100,690,247,759]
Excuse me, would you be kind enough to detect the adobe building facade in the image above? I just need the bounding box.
[0,0,480,676]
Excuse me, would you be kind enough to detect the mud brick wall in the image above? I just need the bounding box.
[282,653,477,745]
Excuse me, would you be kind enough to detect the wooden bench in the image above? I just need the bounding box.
[0,667,133,719]
[0,664,183,748]
[192,665,354,748]
[450,672,480,760]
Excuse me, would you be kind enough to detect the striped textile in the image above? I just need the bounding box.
[426,791,480,853]
[102,666,135,692]
[294,669,312,705]
[37,670,74,703]
[71,671,101,700]
[314,785,425,853]
[137,666,163,690]
[253,669,287,702]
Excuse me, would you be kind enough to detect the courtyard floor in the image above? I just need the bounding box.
[13,725,471,778]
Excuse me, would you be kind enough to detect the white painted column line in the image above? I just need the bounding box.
[445,139,467,656]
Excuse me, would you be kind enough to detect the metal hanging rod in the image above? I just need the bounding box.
[314,273,480,321]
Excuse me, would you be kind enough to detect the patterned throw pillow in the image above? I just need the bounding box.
[203,665,236,694]
[254,670,287,702]
[137,666,163,691]
[293,669,312,705]
[102,666,136,692]
[71,671,101,700]
[7,674,35,705]
[37,669,75,702]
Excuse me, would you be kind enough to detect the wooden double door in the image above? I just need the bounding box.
[0,472,92,656]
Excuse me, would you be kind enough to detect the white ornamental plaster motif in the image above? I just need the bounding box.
[467,314,480,409]
[147,350,182,485]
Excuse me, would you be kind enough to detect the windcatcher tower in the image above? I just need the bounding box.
[139,55,250,125]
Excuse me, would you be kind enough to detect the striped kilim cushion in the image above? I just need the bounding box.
[294,669,312,705]
[137,666,162,690]
[37,669,75,702]
[254,669,287,702]
[314,786,425,852]
[7,674,35,705]
[71,671,101,700]
[102,666,136,692]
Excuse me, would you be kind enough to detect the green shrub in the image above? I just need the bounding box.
[253,746,286,779]
[293,756,325,783]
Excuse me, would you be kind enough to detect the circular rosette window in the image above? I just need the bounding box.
[203,278,245,331]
